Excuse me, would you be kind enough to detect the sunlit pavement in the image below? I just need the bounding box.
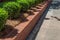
[35,0,60,40]
[26,0,60,40]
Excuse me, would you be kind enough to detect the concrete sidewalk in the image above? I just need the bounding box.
[26,0,60,40]
[35,0,60,40]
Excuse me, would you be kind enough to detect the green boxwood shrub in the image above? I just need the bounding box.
[0,8,8,31]
[35,0,40,4]
[3,2,22,19]
[16,0,30,11]
[0,2,5,8]
[35,0,44,4]
[27,0,36,6]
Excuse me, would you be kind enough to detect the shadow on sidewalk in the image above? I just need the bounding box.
[26,2,51,40]
[50,1,60,9]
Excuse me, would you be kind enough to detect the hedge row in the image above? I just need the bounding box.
[0,8,8,31]
[0,0,44,31]
[3,2,22,19]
